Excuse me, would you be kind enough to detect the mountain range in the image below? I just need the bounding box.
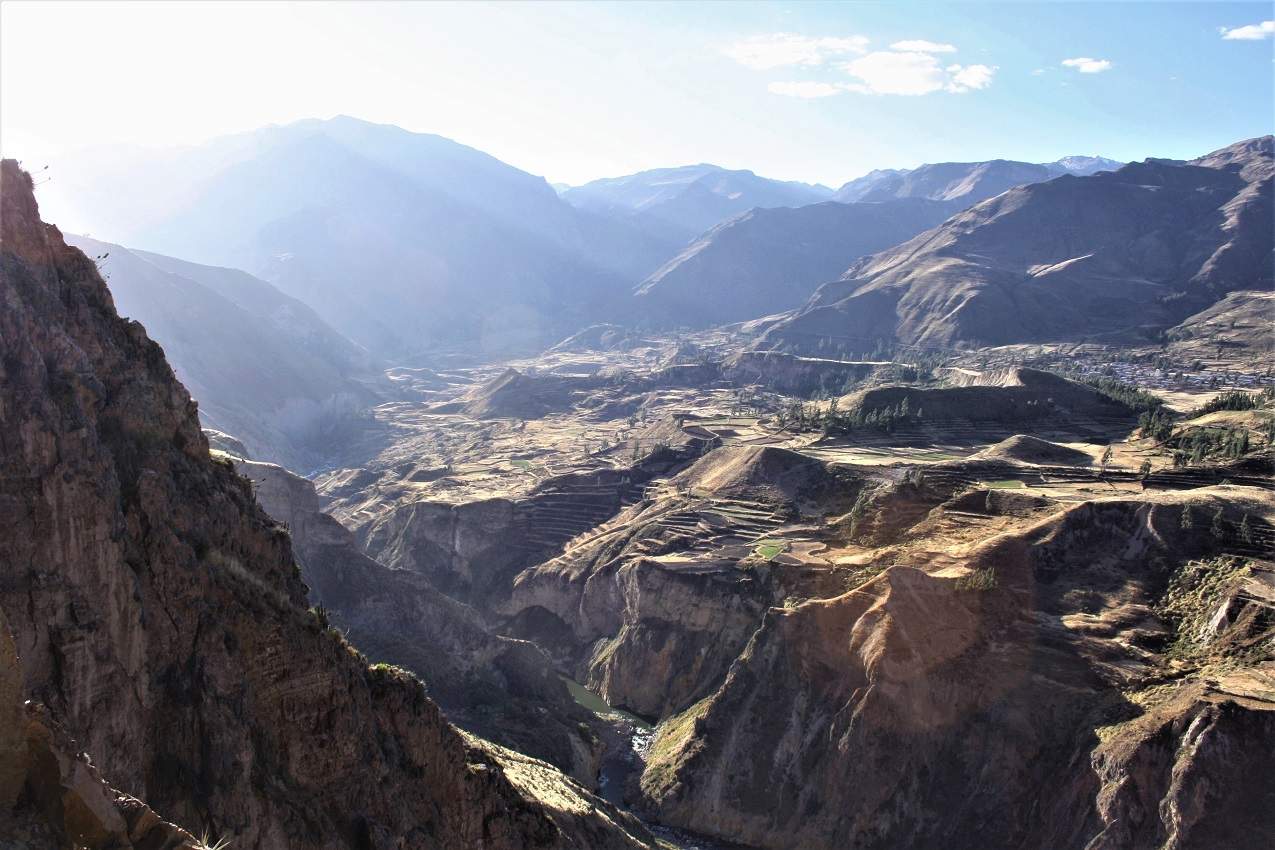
[42,117,679,359]
[626,157,1124,328]
[833,155,1123,203]
[561,163,834,243]
[756,136,1272,353]
[42,117,1146,360]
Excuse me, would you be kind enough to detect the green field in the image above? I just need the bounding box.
[983,479,1026,489]
[754,540,787,560]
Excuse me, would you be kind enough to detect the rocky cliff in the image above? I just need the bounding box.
[0,159,653,849]
[639,488,1275,849]
[227,453,604,782]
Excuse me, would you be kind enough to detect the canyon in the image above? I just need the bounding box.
[3,129,1273,850]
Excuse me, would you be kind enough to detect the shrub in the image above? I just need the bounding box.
[955,567,997,592]
[1156,556,1251,659]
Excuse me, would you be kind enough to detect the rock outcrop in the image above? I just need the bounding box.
[0,607,204,850]
[0,159,653,849]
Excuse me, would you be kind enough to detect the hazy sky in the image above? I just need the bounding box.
[2,1,1272,186]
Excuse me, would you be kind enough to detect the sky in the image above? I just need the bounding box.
[2,1,1272,186]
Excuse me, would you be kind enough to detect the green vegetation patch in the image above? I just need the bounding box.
[955,567,998,592]
[754,540,788,560]
[983,479,1026,490]
[916,451,964,461]
[1191,387,1274,417]
[644,697,713,793]
[1156,556,1251,660]
[367,662,418,684]
[1078,375,1164,412]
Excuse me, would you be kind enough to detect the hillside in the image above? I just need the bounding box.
[757,137,1273,354]
[631,198,957,327]
[1168,290,1275,360]
[40,117,679,358]
[0,158,653,850]
[66,234,381,469]
[562,163,834,244]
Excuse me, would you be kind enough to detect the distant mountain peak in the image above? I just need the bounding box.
[562,162,835,241]
[1048,154,1124,175]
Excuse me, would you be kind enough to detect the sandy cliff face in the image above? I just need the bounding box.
[0,159,652,849]
[639,490,1275,849]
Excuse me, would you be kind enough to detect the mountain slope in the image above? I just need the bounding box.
[40,117,678,358]
[834,156,1122,204]
[563,164,834,244]
[65,234,380,469]
[758,137,1273,354]
[0,158,653,849]
[631,198,958,327]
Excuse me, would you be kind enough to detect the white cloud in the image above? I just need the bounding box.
[948,63,996,91]
[1061,57,1113,73]
[767,81,843,98]
[1031,68,1046,76]
[839,51,996,95]
[1220,20,1275,40]
[889,39,957,53]
[723,33,869,70]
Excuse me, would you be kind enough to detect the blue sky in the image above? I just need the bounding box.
[2,1,1271,186]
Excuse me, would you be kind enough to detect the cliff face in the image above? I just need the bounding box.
[0,160,652,849]
[639,491,1275,849]
[228,454,604,782]
[504,447,867,720]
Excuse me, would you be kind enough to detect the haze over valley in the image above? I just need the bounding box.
[2,3,1273,849]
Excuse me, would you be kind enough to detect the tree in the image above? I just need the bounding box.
[1180,505,1194,531]
[1210,507,1227,541]
[1100,444,1114,473]
[1239,513,1254,545]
